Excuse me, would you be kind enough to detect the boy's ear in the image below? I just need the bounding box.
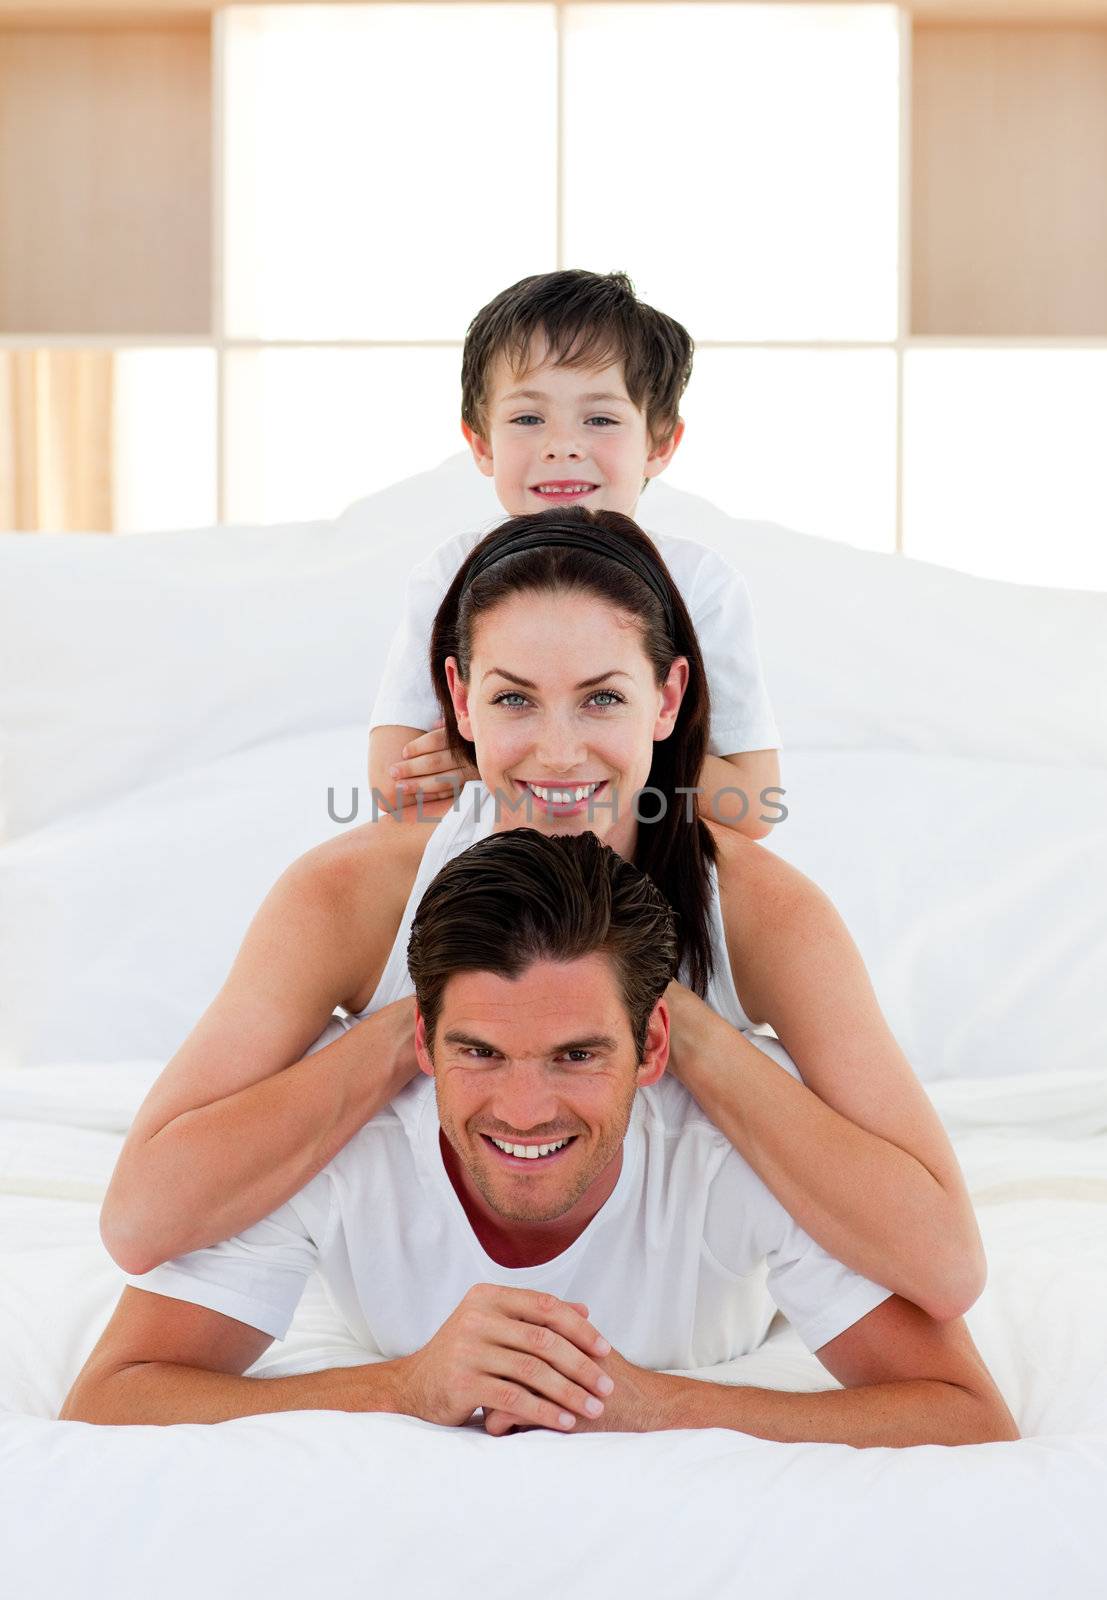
[444,656,474,741]
[643,417,685,483]
[461,420,495,479]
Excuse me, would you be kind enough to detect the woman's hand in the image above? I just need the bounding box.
[369,994,422,1093]
[661,978,720,1086]
[388,718,479,808]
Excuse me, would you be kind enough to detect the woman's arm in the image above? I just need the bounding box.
[669,836,986,1322]
[101,827,422,1275]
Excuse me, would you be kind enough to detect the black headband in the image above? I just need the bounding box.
[458,528,677,639]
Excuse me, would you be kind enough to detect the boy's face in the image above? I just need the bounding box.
[462,338,684,519]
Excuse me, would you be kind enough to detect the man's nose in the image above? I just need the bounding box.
[491,1062,562,1132]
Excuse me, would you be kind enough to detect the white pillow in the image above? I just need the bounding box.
[642,480,1107,769]
[0,455,501,843]
[5,451,1105,846]
[2,723,1104,1080]
[0,724,368,1069]
[4,451,1105,845]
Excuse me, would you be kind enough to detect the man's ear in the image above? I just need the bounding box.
[414,1008,435,1078]
[461,420,495,479]
[636,998,669,1087]
[444,656,474,741]
[643,417,685,483]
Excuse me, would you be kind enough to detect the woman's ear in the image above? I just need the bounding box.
[653,656,689,742]
[444,656,474,741]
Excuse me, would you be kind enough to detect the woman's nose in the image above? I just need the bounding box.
[535,716,587,770]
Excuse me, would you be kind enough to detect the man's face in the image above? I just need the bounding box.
[445,590,688,862]
[415,953,668,1231]
[462,337,684,519]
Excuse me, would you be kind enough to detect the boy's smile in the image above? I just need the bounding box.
[462,337,683,520]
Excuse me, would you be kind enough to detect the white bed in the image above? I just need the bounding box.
[1,455,1105,1598]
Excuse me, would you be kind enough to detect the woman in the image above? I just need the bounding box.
[102,509,985,1322]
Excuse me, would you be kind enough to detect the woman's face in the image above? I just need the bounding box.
[445,589,688,860]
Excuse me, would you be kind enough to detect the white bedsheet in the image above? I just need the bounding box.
[2,1064,1105,1598]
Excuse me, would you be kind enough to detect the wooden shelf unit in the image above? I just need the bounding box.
[1,0,1105,532]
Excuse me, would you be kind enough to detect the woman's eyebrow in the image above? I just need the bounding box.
[481,668,633,690]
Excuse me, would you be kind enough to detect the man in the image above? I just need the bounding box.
[62,830,1018,1446]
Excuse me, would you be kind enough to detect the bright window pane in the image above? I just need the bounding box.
[666,347,897,550]
[563,4,900,341]
[223,4,557,339]
[114,348,217,532]
[904,350,1107,590]
[223,346,463,523]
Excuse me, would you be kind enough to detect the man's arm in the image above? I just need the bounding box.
[60,1288,410,1427]
[646,1295,1019,1448]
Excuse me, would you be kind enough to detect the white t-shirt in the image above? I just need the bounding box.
[368,523,782,757]
[127,1053,891,1371]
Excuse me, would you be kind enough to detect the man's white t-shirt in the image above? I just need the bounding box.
[127,1056,891,1372]
[368,523,782,758]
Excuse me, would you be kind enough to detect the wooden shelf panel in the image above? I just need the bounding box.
[911,23,1107,337]
[0,24,212,335]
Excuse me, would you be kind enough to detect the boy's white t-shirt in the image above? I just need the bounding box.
[369,523,781,757]
[126,1067,892,1373]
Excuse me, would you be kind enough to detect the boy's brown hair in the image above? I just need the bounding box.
[461,269,694,452]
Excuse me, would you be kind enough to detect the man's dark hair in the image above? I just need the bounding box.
[461,269,694,453]
[407,829,680,1061]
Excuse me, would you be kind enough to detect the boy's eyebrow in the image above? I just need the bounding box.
[481,668,633,690]
[500,388,632,406]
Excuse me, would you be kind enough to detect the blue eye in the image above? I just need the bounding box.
[508,414,618,427]
[490,688,626,711]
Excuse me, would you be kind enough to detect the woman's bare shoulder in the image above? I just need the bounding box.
[293,809,442,918]
[706,818,827,941]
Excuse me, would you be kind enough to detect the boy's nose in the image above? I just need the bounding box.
[542,431,584,459]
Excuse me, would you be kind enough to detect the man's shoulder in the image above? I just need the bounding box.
[639,1072,736,1154]
[327,1074,432,1169]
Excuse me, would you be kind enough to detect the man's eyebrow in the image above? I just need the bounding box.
[443,1030,619,1054]
[500,389,631,406]
[480,668,633,690]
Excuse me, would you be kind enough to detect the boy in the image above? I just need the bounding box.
[369,269,781,840]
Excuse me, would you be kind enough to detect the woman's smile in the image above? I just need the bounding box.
[515,778,610,817]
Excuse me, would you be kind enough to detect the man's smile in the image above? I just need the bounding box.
[480,1132,580,1169]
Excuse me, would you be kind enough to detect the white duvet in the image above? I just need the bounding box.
[1,1063,1105,1598]
[2,461,1106,1595]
